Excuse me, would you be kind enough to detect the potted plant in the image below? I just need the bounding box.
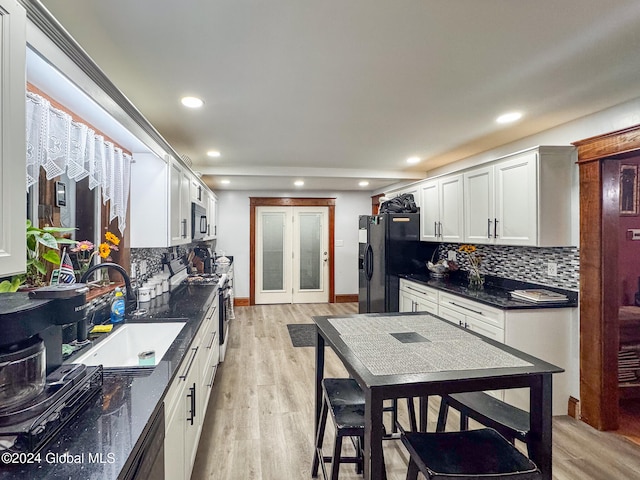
[0,220,78,292]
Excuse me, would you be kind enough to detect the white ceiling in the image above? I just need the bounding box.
[38,0,640,192]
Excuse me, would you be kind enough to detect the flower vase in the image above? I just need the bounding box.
[468,271,484,290]
[100,268,110,286]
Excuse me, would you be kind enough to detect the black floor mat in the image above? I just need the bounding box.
[286,324,317,347]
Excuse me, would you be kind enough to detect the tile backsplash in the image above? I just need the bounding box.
[437,243,580,291]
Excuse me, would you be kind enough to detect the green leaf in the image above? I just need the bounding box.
[0,281,12,292]
[26,234,37,252]
[42,226,77,234]
[56,238,79,245]
[26,219,32,229]
[37,232,60,249]
[42,250,61,265]
[33,259,46,275]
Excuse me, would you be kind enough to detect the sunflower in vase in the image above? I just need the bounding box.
[72,231,120,282]
[458,244,484,289]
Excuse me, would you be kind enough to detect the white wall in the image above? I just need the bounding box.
[215,190,371,299]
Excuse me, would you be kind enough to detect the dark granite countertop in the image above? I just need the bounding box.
[0,283,218,480]
[399,273,578,310]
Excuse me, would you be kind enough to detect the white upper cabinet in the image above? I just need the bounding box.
[170,158,192,245]
[206,191,218,240]
[463,146,574,246]
[0,1,26,277]
[191,178,204,206]
[132,153,215,247]
[420,174,463,242]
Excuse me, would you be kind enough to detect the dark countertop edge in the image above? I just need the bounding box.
[0,284,219,480]
[399,273,578,310]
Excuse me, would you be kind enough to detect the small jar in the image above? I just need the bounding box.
[138,286,152,303]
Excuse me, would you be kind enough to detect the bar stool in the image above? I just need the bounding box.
[312,378,387,480]
[436,392,531,454]
[312,378,366,480]
[401,428,542,480]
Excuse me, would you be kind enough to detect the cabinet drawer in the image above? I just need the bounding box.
[400,279,439,303]
[438,292,505,329]
[437,305,465,326]
[466,317,505,343]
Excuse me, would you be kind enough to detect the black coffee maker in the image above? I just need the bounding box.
[0,284,89,405]
[0,284,105,453]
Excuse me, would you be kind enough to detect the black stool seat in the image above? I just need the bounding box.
[436,392,530,450]
[324,378,366,406]
[402,428,541,480]
[312,378,387,480]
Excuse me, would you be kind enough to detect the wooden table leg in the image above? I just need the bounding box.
[364,387,385,480]
[529,374,553,480]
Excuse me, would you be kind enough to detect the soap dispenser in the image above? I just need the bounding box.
[110,287,126,324]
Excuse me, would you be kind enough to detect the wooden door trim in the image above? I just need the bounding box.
[573,123,640,430]
[249,197,336,305]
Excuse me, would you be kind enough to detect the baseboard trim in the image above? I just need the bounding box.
[568,396,580,419]
[335,294,358,303]
[234,297,250,307]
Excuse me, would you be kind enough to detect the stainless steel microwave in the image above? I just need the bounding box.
[191,202,208,240]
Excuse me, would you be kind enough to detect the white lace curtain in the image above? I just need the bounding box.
[26,91,131,234]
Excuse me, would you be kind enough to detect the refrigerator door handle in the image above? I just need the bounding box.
[365,244,374,280]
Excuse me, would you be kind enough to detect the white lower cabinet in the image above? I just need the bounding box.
[401,279,572,415]
[399,279,438,315]
[164,297,220,480]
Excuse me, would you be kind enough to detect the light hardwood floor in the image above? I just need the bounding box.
[191,303,640,480]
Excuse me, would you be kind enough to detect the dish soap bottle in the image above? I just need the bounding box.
[110,287,125,324]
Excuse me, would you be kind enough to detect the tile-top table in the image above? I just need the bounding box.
[312,312,563,480]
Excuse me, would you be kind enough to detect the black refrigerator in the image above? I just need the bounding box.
[358,213,436,313]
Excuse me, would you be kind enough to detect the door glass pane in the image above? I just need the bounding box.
[299,213,321,290]
[262,213,285,291]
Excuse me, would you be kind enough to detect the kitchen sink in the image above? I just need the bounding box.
[74,321,187,368]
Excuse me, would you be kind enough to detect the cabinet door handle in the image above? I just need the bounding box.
[187,383,196,425]
[487,218,493,238]
[182,219,188,238]
[439,222,443,238]
[451,302,484,316]
[434,221,438,237]
[459,320,464,326]
[494,218,498,238]
[179,347,199,380]
[206,331,217,349]
[206,364,217,388]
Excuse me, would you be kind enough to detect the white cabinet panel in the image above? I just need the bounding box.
[463,146,575,246]
[419,175,463,242]
[419,180,439,241]
[494,152,537,245]
[464,166,494,244]
[0,1,26,277]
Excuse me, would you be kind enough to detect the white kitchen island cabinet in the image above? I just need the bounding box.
[419,174,464,242]
[464,146,575,246]
[0,0,26,278]
[399,278,573,415]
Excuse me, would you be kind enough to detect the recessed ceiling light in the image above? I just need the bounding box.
[207,150,221,158]
[496,111,523,124]
[294,180,304,187]
[220,179,230,185]
[181,96,204,108]
[359,181,370,187]
[406,156,421,164]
